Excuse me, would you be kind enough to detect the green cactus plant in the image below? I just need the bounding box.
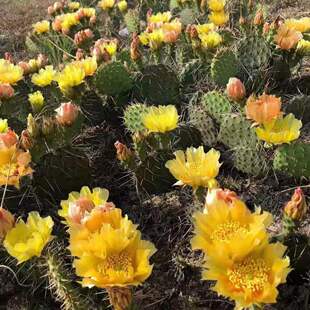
[123,103,150,133]
[94,61,133,96]
[273,143,310,178]
[200,91,233,124]
[188,102,218,146]
[285,95,310,124]
[136,64,180,105]
[124,9,140,34]
[179,8,196,25]
[211,48,239,87]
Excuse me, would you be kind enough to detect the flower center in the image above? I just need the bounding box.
[99,252,132,276]
[211,221,248,242]
[228,257,270,293]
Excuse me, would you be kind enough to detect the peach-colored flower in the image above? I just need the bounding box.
[274,24,302,50]
[226,78,246,101]
[0,84,14,100]
[55,102,79,126]
[0,129,18,148]
[246,94,282,124]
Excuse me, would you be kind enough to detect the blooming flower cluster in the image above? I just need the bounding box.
[191,188,291,310]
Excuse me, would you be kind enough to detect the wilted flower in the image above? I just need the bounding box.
[207,0,225,12]
[143,105,178,133]
[255,113,302,145]
[55,102,79,126]
[246,94,282,125]
[0,208,14,240]
[130,33,141,61]
[274,24,302,50]
[203,243,290,310]
[192,189,272,264]
[114,141,134,162]
[0,59,23,85]
[20,130,33,150]
[31,65,55,87]
[165,147,221,190]
[284,187,307,221]
[74,29,94,46]
[4,211,54,263]
[208,11,229,26]
[33,20,50,34]
[226,78,246,101]
[28,91,44,112]
[0,83,14,100]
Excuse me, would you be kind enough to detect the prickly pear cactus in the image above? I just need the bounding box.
[219,114,258,149]
[124,9,140,34]
[273,143,310,178]
[211,49,239,87]
[201,91,233,124]
[233,146,268,176]
[124,103,150,133]
[188,102,218,146]
[285,95,310,124]
[179,8,196,25]
[94,61,133,96]
[169,125,202,150]
[136,64,180,105]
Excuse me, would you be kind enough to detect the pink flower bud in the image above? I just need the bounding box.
[0,84,14,100]
[0,208,14,240]
[284,187,307,221]
[47,5,55,15]
[226,77,246,101]
[55,102,79,126]
[0,129,18,148]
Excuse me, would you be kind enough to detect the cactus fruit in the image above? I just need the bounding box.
[188,102,218,146]
[179,8,196,25]
[94,61,133,96]
[124,9,140,34]
[219,114,258,149]
[211,49,239,87]
[285,95,310,124]
[233,146,268,176]
[123,103,150,133]
[201,91,233,124]
[273,143,310,178]
[136,64,180,105]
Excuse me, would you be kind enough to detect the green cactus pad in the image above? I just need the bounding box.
[124,103,150,133]
[95,61,133,96]
[188,102,218,146]
[273,143,310,178]
[124,9,140,33]
[219,114,258,149]
[285,95,310,124]
[136,64,180,105]
[211,49,239,87]
[201,91,232,124]
[169,125,202,150]
[179,8,196,25]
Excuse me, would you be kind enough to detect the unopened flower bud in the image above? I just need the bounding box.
[53,1,63,11]
[263,22,270,34]
[55,102,79,126]
[0,208,15,240]
[130,33,141,61]
[20,129,33,150]
[36,54,48,68]
[27,114,39,137]
[284,187,307,221]
[0,129,18,148]
[90,15,97,25]
[226,77,246,101]
[239,16,246,25]
[76,49,85,60]
[114,141,133,162]
[47,5,55,15]
[253,9,264,26]
[18,61,31,74]
[4,52,13,63]
[0,84,14,100]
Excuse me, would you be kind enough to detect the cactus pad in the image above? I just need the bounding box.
[124,103,150,133]
[124,9,140,34]
[285,95,310,124]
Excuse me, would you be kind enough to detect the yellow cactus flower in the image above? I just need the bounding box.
[0,119,8,133]
[0,59,23,85]
[69,211,156,288]
[78,8,96,18]
[200,31,222,48]
[255,114,302,145]
[143,105,178,133]
[33,20,50,34]
[162,20,182,43]
[191,189,272,265]
[61,13,80,32]
[139,32,150,45]
[59,186,111,225]
[165,147,221,190]
[148,12,172,25]
[28,91,44,112]
[208,11,229,26]
[148,29,165,50]
[0,145,33,188]
[68,1,80,10]
[74,57,97,76]
[99,0,115,10]
[117,0,127,12]
[55,63,85,94]
[31,66,56,87]
[196,23,216,35]
[4,211,54,263]
[207,0,226,12]
[285,17,310,33]
[203,242,290,310]
[297,39,310,55]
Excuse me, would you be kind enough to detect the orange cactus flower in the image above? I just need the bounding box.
[274,24,302,50]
